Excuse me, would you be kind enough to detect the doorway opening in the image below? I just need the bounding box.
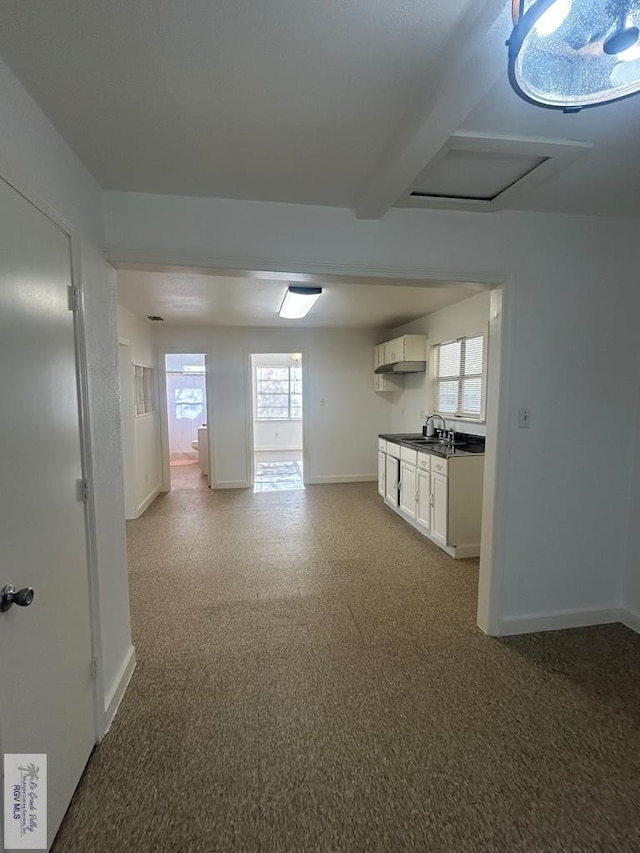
[164,353,208,488]
[251,352,304,492]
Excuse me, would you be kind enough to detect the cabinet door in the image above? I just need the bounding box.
[374,344,384,369]
[378,451,386,497]
[384,337,401,364]
[416,470,431,530]
[399,461,417,518]
[385,455,399,507]
[431,472,448,545]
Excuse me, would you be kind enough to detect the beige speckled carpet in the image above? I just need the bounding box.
[53,464,640,852]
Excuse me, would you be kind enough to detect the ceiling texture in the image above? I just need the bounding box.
[116,269,486,329]
[1,0,639,220]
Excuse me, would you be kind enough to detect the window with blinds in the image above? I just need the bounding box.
[255,365,302,420]
[435,335,484,418]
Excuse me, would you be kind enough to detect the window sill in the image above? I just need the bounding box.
[436,413,486,425]
[255,418,302,423]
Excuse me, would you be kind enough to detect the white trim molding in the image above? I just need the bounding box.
[103,645,136,736]
[494,607,622,637]
[308,475,377,485]
[621,607,640,635]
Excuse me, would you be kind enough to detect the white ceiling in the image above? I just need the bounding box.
[116,269,486,329]
[0,0,470,205]
[1,1,640,218]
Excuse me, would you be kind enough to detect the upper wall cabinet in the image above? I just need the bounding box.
[374,335,427,392]
[377,335,427,374]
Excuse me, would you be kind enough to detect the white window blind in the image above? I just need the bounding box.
[435,335,484,418]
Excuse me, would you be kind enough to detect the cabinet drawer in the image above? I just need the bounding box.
[430,456,448,476]
[386,442,401,459]
[400,446,417,465]
[378,437,387,452]
[417,452,431,472]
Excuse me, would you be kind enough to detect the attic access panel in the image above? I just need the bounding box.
[398,132,592,213]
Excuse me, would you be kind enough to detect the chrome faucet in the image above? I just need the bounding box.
[425,413,446,437]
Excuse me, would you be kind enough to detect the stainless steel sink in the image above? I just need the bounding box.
[406,438,466,447]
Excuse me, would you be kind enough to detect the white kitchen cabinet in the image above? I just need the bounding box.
[399,461,417,519]
[378,435,484,558]
[374,344,400,392]
[385,454,399,507]
[383,335,426,366]
[378,450,386,497]
[416,469,431,531]
[430,472,448,546]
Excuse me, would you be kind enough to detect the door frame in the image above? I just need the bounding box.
[245,348,310,488]
[157,347,213,491]
[118,338,137,519]
[0,157,105,740]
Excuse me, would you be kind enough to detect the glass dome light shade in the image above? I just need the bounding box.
[508,0,640,111]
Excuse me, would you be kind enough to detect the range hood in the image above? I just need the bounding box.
[375,361,426,375]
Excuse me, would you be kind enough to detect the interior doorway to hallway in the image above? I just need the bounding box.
[251,352,304,492]
[164,353,208,486]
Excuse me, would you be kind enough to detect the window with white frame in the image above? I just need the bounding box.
[255,365,302,420]
[133,364,154,416]
[434,335,484,419]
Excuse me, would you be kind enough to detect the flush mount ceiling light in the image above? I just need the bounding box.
[278,286,322,319]
[508,0,640,111]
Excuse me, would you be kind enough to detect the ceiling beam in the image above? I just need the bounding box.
[353,0,512,220]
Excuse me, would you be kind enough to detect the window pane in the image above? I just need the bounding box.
[258,367,288,381]
[257,407,289,419]
[464,336,484,376]
[258,394,289,408]
[437,380,459,413]
[438,341,461,378]
[461,377,482,415]
[259,380,289,394]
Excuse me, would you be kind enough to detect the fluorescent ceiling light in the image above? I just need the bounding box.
[279,286,322,319]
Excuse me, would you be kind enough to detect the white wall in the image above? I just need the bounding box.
[151,325,391,486]
[254,420,303,452]
[103,191,640,632]
[117,305,163,516]
[389,290,491,437]
[0,57,132,726]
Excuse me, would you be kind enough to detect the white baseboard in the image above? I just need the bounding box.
[135,485,161,518]
[307,475,377,485]
[255,445,302,452]
[621,606,640,635]
[212,480,251,489]
[497,607,622,637]
[102,644,136,737]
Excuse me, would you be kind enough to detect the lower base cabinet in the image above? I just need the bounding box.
[429,471,448,546]
[399,461,417,519]
[379,439,484,559]
[416,470,431,531]
[385,454,399,507]
[377,451,386,497]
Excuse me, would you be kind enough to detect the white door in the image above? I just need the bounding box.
[0,176,96,850]
[431,472,449,546]
[385,455,399,507]
[377,451,386,497]
[399,462,417,519]
[416,470,431,531]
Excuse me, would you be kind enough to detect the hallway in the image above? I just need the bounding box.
[53,467,640,852]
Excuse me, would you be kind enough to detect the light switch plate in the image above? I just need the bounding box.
[518,407,531,428]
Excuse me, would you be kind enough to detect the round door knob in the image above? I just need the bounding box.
[1,584,35,612]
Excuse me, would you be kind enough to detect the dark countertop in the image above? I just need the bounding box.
[379,433,485,459]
